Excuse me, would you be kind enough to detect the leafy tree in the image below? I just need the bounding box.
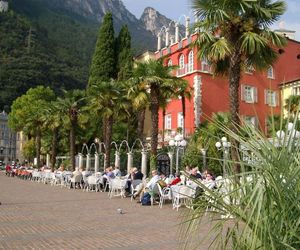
[88,12,116,85]
[8,86,55,167]
[116,25,133,81]
[192,0,287,172]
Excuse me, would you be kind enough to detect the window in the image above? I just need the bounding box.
[177,112,184,129]
[188,50,194,72]
[241,84,258,103]
[179,54,184,69]
[243,116,258,128]
[167,59,172,66]
[165,114,172,130]
[292,86,300,96]
[265,90,278,107]
[267,66,274,79]
[201,57,210,72]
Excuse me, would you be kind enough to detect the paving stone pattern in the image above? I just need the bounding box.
[0,173,210,250]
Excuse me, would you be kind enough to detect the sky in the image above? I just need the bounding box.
[122,0,300,41]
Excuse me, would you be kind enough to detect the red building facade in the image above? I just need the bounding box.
[155,33,300,139]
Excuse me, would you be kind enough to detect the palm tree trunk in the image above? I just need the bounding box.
[162,108,166,146]
[104,115,113,168]
[102,117,107,145]
[150,86,160,157]
[35,127,41,168]
[50,128,58,172]
[70,121,76,171]
[181,95,186,138]
[137,108,146,141]
[229,50,242,173]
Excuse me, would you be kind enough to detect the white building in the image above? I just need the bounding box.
[0,0,8,13]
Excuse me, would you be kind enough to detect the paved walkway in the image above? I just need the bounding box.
[0,173,211,250]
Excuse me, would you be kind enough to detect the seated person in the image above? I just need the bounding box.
[113,166,122,177]
[133,170,160,201]
[168,173,181,186]
[202,171,216,190]
[102,167,115,191]
[190,167,202,179]
[132,167,143,180]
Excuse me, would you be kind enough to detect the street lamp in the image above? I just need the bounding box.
[215,136,231,176]
[169,134,187,175]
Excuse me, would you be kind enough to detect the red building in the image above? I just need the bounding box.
[155,32,300,139]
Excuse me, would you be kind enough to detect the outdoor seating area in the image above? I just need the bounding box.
[4,165,230,213]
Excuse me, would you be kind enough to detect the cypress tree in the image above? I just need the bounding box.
[88,12,115,85]
[116,25,133,81]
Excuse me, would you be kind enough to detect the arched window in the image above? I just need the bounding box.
[179,54,185,69]
[167,59,172,66]
[188,50,194,72]
[267,66,274,78]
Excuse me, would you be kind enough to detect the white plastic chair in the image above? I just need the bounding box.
[157,184,171,208]
[108,178,127,199]
[69,174,83,189]
[130,179,143,201]
[86,175,100,192]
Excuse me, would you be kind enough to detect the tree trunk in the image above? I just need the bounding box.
[150,86,160,158]
[35,127,41,168]
[70,122,76,171]
[162,108,166,146]
[50,127,58,172]
[137,108,146,141]
[181,95,186,138]
[228,50,242,173]
[102,117,107,145]
[104,115,113,168]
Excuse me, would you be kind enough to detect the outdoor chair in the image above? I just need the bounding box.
[69,174,83,189]
[157,183,171,208]
[108,178,127,199]
[86,175,100,192]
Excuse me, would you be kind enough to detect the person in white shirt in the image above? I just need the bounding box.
[133,170,160,200]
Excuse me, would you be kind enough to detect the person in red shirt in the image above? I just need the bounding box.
[168,173,181,186]
[5,164,12,176]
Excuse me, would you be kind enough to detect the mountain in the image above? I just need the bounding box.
[140,7,185,44]
[0,0,185,111]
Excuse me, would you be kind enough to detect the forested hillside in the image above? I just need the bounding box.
[0,0,157,111]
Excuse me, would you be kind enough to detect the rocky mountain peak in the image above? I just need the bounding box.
[140,6,185,41]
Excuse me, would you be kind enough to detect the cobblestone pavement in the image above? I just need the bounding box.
[0,173,211,250]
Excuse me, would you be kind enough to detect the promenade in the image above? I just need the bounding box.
[0,173,211,250]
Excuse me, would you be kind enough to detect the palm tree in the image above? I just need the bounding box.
[56,90,85,170]
[176,82,192,138]
[133,59,187,160]
[192,0,286,127]
[126,79,149,141]
[285,95,300,117]
[88,80,129,168]
[192,0,287,172]
[42,100,65,172]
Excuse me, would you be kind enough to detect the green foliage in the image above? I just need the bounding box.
[8,86,55,133]
[116,25,133,81]
[89,12,116,85]
[22,138,36,161]
[181,115,300,250]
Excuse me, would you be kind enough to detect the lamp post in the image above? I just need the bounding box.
[215,136,231,176]
[169,134,187,175]
[95,138,106,171]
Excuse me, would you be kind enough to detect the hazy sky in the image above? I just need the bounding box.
[122,0,300,40]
